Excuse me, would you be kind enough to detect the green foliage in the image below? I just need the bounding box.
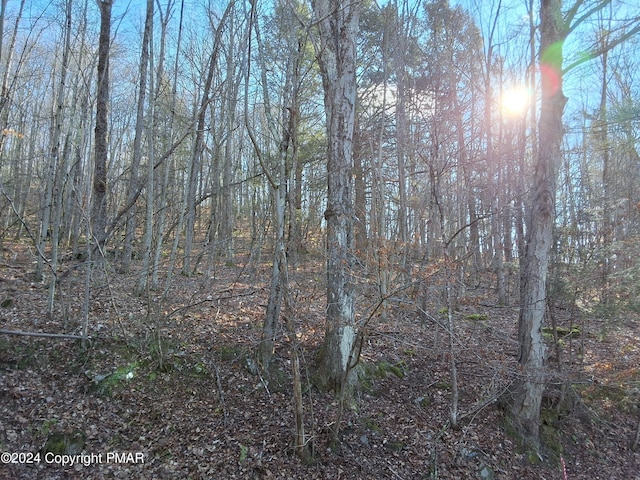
[362,416,382,435]
[37,419,58,438]
[192,362,208,377]
[238,444,248,465]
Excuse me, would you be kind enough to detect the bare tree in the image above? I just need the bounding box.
[312,0,360,393]
[44,0,74,315]
[511,0,640,450]
[92,0,113,249]
[182,3,231,276]
[134,0,155,295]
[122,0,153,274]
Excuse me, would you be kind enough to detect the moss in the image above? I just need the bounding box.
[577,382,629,411]
[541,326,581,338]
[500,413,544,464]
[358,362,375,394]
[526,448,542,464]
[376,360,406,379]
[501,402,567,465]
[540,408,564,464]
[384,441,404,452]
[216,344,245,362]
[466,313,488,321]
[433,381,452,391]
[87,362,138,396]
[42,430,86,456]
[263,364,289,394]
[43,432,68,455]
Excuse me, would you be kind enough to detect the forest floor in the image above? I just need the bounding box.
[1,241,640,479]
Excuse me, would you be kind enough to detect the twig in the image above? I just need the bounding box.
[211,360,229,425]
[632,416,640,451]
[387,464,405,480]
[165,288,256,319]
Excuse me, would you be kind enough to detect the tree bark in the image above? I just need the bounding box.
[511,0,567,450]
[313,0,360,393]
[92,0,113,249]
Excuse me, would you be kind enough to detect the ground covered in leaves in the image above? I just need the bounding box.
[1,243,640,479]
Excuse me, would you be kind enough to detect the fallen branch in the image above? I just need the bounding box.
[165,288,257,319]
[0,329,86,340]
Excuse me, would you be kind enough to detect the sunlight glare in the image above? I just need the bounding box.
[502,86,531,116]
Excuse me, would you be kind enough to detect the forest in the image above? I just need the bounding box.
[1,0,639,478]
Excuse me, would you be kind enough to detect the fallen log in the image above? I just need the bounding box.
[0,329,86,340]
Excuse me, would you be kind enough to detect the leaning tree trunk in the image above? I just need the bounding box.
[510,0,567,450]
[313,0,360,393]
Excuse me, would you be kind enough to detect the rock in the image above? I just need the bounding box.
[479,465,494,480]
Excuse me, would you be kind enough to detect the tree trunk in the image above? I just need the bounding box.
[123,0,153,274]
[313,0,360,393]
[246,0,304,369]
[46,0,73,316]
[150,0,175,289]
[597,32,612,305]
[92,0,113,250]
[353,121,367,254]
[136,0,155,295]
[510,0,567,450]
[182,3,230,275]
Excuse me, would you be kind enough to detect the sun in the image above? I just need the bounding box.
[501,86,531,116]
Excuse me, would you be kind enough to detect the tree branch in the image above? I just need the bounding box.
[0,329,86,340]
[564,21,640,73]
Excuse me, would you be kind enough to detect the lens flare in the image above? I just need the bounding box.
[502,86,531,116]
